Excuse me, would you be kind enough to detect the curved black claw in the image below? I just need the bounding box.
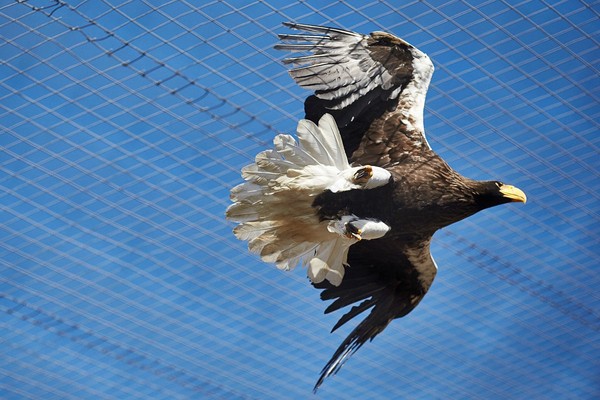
[344,221,362,240]
[353,166,373,184]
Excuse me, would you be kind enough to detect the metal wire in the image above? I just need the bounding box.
[1,1,599,399]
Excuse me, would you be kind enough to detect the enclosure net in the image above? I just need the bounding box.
[1,1,599,399]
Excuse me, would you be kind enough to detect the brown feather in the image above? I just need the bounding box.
[273,23,526,391]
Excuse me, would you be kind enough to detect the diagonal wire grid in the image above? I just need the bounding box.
[1,1,599,399]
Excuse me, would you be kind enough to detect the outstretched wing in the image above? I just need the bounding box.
[275,22,435,166]
[312,237,437,391]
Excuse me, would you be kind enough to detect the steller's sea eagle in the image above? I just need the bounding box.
[226,22,526,391]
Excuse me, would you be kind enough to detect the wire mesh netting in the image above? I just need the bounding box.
[1,0,599,399]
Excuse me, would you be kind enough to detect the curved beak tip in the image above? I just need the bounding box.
[500,185,527,204]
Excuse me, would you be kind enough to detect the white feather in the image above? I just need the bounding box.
[314,114,348,169]
[233,221,276,241]
[365,166,392,189]
[225,203,260,223]
[227,113,391,286]
[296,119,334,166]
[273,134,316,166]
[308,238,351,286]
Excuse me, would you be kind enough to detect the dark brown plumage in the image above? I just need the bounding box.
[274,22,526,391]
[226,22,526,391]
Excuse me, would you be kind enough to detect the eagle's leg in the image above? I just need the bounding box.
[329,165,391,193]
[327,215,391,241]
[347,165,391,190]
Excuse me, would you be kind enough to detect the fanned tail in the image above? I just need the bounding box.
[227,114,391,285]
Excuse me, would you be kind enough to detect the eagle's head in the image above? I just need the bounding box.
[474,181,527,210]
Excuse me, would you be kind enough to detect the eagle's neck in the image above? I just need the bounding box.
[385,162,482,235]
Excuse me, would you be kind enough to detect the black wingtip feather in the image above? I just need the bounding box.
[329,298,377,332]
[313,298,393,393]
[281,21,355,37]
[323,283,383,313]
[277,33,325,41]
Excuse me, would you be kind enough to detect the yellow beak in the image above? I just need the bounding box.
[499,184,527,203]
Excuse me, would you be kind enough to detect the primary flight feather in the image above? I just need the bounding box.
[226,22,526,391]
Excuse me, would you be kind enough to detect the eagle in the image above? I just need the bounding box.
[226,22,526,391]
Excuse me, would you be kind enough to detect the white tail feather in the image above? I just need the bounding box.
[233,221,277,241]
[296,114,349,169]
[226,114,390,286]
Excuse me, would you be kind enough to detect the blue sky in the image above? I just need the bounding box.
[1,1,599,399]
